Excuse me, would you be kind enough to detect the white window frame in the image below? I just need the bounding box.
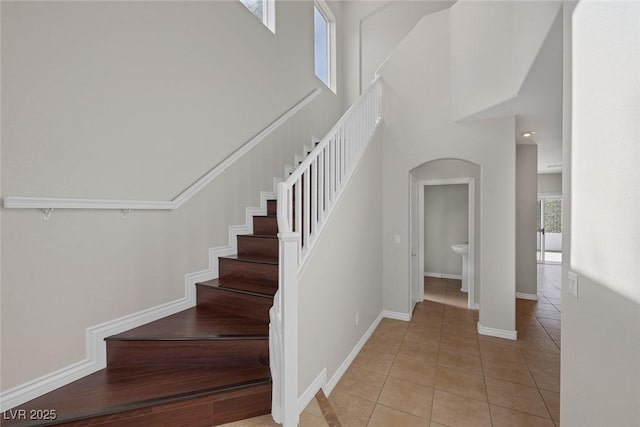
[239,0,276,33]
[314,0,336,92]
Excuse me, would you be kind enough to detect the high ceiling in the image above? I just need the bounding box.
[515,10,563,174]
[459,10,564,174]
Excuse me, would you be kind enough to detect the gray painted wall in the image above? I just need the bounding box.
[424,185,468,276]
[297,132,383,395]
[516,145,538,296]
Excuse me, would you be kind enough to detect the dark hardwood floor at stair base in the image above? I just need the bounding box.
[1,367,271,427]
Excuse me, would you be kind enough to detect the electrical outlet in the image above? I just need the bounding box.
[355,312,359,326]
[394,234,401,244]
[568,271,579,298]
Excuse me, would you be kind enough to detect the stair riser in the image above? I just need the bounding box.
[107,340,269,368]
[267,200,277,216]
[212,384,272,426]
[219,258,278,287]
[237,236,278,259]
[253,216,278,236]
[197,286,272,322]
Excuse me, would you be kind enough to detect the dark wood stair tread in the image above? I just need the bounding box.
[199,278,276,298]
[106,308,268,341]
[2,366,271,427]
[219,254,278,265]
[240,233,278,239]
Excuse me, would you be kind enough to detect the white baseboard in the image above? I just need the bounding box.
[382,310,412,322]
[516,292,539,301]
[424,272,462,280]
[297,369,327,413]
[477,322,518,340]
[325,312,383,395]
[0,190,278,412]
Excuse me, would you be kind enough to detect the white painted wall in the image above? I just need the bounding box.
[341,0,454,107]
[297,130,382,397]
[412,159,481,307]
[423,185,468,277]
[538,173,562,195]
[450,1,562,120]
[563,2,640,425]
[545,233,562,252]
[516,145,538,296]
[360,1,454,94]
[378,9,517,334]
[1,1,344,393]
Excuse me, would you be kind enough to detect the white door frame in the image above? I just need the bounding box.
[417,178,476,309]
[537,193,562,264]
[409,176,420,312]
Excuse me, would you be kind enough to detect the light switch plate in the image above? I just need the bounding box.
[568,271,579,298]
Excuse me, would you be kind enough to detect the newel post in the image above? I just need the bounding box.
[271,182,300,427]
[279,231,299,427]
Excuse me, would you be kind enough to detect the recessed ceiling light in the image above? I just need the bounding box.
[522,131,536,138]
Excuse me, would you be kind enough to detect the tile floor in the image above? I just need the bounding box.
[220,264,562,427]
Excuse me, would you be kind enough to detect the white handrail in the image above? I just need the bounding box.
[3,88,322,212]
[270,76,382,427]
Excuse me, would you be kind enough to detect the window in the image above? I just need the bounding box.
[314,1,335,91]
[239,0,275,33]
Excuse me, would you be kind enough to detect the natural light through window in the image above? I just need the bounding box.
[239,0,275,33]
[314,1,335,91]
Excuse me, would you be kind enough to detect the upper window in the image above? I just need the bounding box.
[239,0,275,33]
[314,1,336,92]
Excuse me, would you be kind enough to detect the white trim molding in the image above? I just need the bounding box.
[516,292,539,301]
[325,313,383,394]
[418,177,476,310]
[2,88,321,213]
[294,313,383,418]
[297,369,327,414]
[424,272,463,280]
[381,310,412,322]
[477,323,518,340]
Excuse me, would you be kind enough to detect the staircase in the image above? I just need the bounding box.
[1,200,280,427]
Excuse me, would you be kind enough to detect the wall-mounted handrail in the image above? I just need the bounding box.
[270,76,382,427]
[3,88,322,212]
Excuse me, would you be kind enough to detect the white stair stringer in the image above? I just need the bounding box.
[284,165,295,178]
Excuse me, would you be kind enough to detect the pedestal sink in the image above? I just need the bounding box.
[451,243,469,293]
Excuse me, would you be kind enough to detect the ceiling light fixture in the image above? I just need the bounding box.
[522,131,536,138]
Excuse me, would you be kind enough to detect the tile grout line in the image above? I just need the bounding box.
[430,281,446,425]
